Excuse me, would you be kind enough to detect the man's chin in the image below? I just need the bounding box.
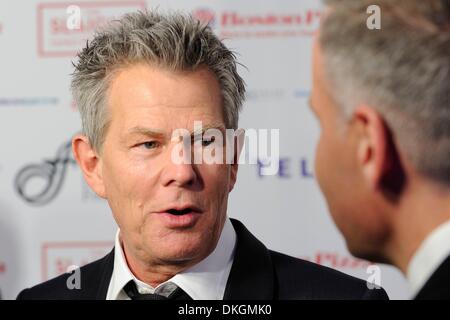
[149,238,209,264]
[140,224,217,264]
[155,249,205,266]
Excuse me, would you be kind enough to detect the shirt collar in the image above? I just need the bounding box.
[406,219,450,298]
[107,217,236,300]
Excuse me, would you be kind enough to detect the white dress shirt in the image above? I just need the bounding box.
[406,219,450,298]
[106,217,237,300]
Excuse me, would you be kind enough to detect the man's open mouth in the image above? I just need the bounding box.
[166,208,194,216]
[161,205,202,216]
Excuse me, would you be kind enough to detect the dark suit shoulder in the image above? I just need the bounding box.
[270,250,389,300]
[415,255,450,300]
[17,249,114,300]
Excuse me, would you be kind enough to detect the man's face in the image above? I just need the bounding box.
[310,37,385,259]
[99,64,237,266]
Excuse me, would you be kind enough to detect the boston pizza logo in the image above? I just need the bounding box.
[192,8,216,27]
[192,8,323,39]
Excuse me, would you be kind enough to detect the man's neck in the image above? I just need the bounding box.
[385,182,450,274]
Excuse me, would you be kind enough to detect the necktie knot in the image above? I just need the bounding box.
[123,281,192,300]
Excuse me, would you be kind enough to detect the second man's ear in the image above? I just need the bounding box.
[352,106,395,191]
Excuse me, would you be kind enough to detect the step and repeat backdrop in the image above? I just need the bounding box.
[0,0,409,299]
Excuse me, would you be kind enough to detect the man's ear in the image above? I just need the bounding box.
[352,106,394,191]
[72,134,106,198]
[228,128,245,192]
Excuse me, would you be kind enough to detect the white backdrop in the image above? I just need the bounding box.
[0,0,409,299]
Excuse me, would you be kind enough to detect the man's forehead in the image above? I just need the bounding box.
[109,99,225,123]
[125,122,226,136]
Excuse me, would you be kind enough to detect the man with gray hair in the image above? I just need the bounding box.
[310,0,450,299]
[17,10,387,300]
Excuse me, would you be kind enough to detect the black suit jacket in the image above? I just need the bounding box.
[414,255,450,300]
[17,219,388,300]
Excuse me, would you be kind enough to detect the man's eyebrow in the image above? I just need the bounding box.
[192,123,226,136]
[125,123,226,139]
[126,126,166,138]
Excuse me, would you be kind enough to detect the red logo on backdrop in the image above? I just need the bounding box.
[192,8,216,27]
[221,11,321,27]
[0,262,5,274]
[41,241,113,281]
[192,8,322,39]
[301,251,373,270]
[37,1,146,58]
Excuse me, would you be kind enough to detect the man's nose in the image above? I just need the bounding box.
[160,145,198,188]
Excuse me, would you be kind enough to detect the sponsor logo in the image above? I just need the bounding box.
[192,8,322,39]
[294,89,311,99]
[0,262,5,299]
[37,1,146,57]
[246,88,286,102]
[245,88,311,102]
[301,251,373,270]
[0,96,59,107]
[221,11,320,27]
[258,157,314,179]
[41,241,112,281]
[192,8,216,27]
[303,252,383,289]
[15,138,76,206]
[15,136,104,205]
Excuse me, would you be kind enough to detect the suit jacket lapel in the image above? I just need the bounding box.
[223,219,275,300]
[94,248,115,299]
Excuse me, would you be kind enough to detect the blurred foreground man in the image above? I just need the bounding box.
[18,11,387,300]
[311,0,450,299]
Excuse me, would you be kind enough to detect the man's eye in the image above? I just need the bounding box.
[192,135,215,147]
[201,136,215,147]
[140,141,159,149]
